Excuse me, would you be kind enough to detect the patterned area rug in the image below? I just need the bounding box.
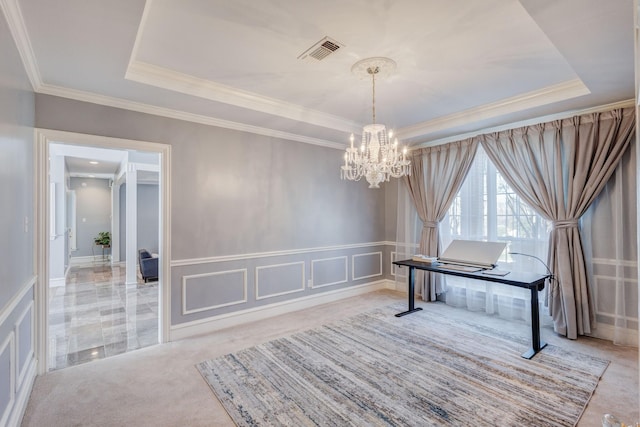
[197,305,609,426]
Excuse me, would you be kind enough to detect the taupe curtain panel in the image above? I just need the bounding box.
[403,138,478,301]
[481,107,635,339]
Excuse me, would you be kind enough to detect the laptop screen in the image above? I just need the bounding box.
[438,240,507,268]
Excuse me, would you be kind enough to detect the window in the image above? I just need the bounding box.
[439,146,550,319]
[442,146,549,268]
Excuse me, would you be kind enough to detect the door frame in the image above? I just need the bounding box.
[34,128,172,374]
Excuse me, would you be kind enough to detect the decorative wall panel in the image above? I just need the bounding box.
[352,252,382,281]
[311,256,347,288]
[255,262,305,300]
[182,269,247,315]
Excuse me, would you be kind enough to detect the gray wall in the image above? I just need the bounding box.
[35,94,390,325]
[384,179,399,242]
[0,7,36,426]
[137,183,159,254]
[118,183,160,260]
[69,177,112,258]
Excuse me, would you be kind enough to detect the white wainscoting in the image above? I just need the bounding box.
[170,279,395,341]
[390,251,408,279]
[15,301,33,387]
[255,262,306,300]
[0,332,15,427]
[170,241,392,267]
[352,252,383,281]
[181,269,247,315]
[310,256,348,289]
[169,242,397,341]
[0,276,36,427]
[589,257,639,345]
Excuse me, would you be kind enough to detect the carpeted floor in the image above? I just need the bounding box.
[198,304,609,426]
[20,290,638,426]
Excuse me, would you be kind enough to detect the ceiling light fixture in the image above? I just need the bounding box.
[341,57,410,188]
[89,161,99,165]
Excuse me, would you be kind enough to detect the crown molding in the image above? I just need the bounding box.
[0,0,42,89]
[125,60,361,134]
[0,0,347,149]
[126,0,153,74]
[397,78,590,141]
[2,0,610,151]
[37,83,346,150]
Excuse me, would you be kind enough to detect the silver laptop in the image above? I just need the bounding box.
[438,240,507,270]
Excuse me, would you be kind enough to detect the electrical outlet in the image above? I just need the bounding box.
[307,279,312,287]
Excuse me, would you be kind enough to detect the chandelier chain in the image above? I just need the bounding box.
[370,67,377,124]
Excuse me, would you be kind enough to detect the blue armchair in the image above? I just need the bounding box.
[138,249,158,282]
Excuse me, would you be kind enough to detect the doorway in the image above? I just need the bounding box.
[35,129,171,374]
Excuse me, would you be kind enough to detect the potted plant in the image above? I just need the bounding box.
[94,231,111,247]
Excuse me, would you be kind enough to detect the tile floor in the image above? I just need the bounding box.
[48,262,159,370]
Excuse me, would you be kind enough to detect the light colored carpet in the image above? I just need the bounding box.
[20,291,638,426]
[198,304,609,426]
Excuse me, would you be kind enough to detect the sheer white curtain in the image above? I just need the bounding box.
[401,140,479,301]
[440,146,551,323]
[394,181,421,293]
[582,143,638,346]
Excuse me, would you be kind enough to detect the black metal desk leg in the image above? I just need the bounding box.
[396,266,423,317]
[521,285,547,359]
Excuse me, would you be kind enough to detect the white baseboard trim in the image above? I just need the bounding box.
[69,255,95,264]
[7,355,36,427]
[389,280,408,293]
[49,277,65,287]
[170,279,396,341]
[69,255,111,266]
[588,323,639,346]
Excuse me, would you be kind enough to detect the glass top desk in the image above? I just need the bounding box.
[392,259,550,359]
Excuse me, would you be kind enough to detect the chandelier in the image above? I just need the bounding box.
[341,57,410,188]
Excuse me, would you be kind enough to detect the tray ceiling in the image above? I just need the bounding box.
[3,0,634,147]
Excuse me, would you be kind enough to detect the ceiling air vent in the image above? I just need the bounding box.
[298,37,344,62]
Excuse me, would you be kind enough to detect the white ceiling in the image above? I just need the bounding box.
[50,143,124,179]
[4,0,634,147]
[49,143,159,183]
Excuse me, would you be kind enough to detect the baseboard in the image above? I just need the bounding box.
[390,279,408,293]
[69,255,111,266]
[170,279,396,341]
[6,354,36,427]
[49,277,65,287]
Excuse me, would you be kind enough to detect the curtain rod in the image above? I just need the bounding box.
[410,98,635,150]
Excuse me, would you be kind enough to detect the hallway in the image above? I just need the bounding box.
[48,263,159,370]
